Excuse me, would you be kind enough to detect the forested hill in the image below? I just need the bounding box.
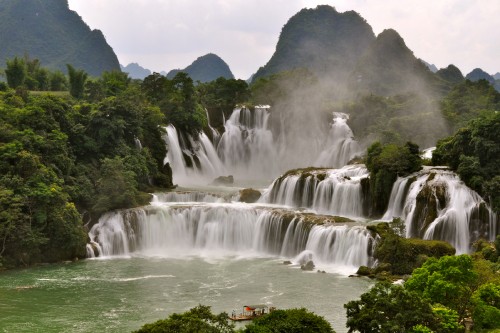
[166,53,234,83]
[0,0,120,76]
[252,5,376,82]
[349,28,439,96]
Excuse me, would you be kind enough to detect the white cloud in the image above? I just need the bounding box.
[68,0,500,79]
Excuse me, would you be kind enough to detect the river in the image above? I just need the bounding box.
[0,256,372,332]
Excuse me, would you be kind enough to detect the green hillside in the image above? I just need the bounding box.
[350,29,438,96]
[166,53,234,83]
[0,0,120,76]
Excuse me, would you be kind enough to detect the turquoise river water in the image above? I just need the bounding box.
[0,256,372,332]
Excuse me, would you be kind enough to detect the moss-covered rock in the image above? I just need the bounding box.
[369,221,456,276]
[239,188,261,203]
[356,265,373,276]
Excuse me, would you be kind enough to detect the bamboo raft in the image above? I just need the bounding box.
[229,304,275,321]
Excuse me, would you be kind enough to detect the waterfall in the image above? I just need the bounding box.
[217,106,278,180]
[152,192,225,203]
[383,167,498,254]
[163,107,362,184]
[163,125,226,185]
[87,203,374,272]
[262,164,369,218]
[315,113,361,168]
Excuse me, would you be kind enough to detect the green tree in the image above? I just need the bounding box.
[67,64,88,99]
[49,70,68,91]
[101,70,130,96]
[243,308,335,333]
[142,72,169,103]
[405,255,479,323]
[92,157,140,215]
[133,305,235,333]
[366,141,422,215]
[441,79,500,131]
[5,57,26,89]
[161,72,207,136]
[345,281,438,333]
[433,111,500,212]
[472,282,500,329]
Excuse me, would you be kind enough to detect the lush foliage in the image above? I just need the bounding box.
[347,254,500,332]
[4,56,68,91]
[133,305,235,333]
[343,93,447,149]
[67,64,88,99]
[345,281,439,333]
[405,254,500,329]
[440,79,500,131]
[198,77,250,131]
[243,308,335,333]
[366,141,422,215]
[133,306,335,333]
[433,111,500,212]
[0,78,172,268]
[366,222,455,276]
[143,72,207,136]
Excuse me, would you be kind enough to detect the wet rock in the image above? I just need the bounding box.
[356,265,372,276]
[300,260,315,271]
[317,270,326,273]
[239,188,261,203]
[283,260,292,265]
[212,175,234,185]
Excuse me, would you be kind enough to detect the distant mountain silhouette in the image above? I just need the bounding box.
[421,60,438,73]
[493,72,500,80]
[466,68,495,84]
[436,65,464,85]
[252,5,375,82]
[121,63,151,80]
[166,53,234,83]
[0,0,120,76]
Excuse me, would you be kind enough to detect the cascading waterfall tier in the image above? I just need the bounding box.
[87,203,374,273]
[261,164,370,218]
[315,113,362,168]
[163,125,226,185]
[163,107,362,184]
[383,167,498,254]
[217,106,278,179]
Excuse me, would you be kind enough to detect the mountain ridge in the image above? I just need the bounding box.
[0,0,120,76]
[166,53,234,83]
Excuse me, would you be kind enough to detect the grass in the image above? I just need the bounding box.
[30,90,70,97]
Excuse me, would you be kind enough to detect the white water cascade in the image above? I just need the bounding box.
[315,113,362,168]
[262,165,369,218]
[163,125,226,185]
[163,107,362,184]
[217,106,278,180]
[87,203,375,274]
[383,167,498,254]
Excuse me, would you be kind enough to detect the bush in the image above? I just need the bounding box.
[243,308,335,333]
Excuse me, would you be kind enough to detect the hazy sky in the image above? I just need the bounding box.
[67,0,500,79]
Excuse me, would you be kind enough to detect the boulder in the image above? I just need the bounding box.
[239,188,261,203]
[212,175,234,185]
[300,260,315,271]
[283,260,292,265]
